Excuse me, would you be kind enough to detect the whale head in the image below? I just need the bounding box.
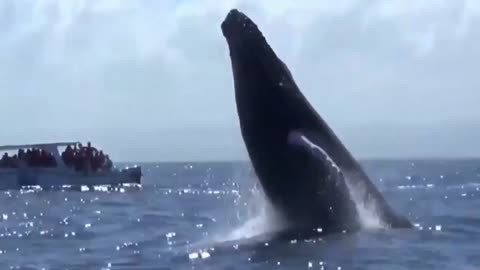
[221,9,316,158]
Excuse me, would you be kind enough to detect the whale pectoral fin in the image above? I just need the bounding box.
[287,130,318,153]
[287,130,342,179]
[287,130,360,230]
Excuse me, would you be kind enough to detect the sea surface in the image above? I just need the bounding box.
[1,160,480,270]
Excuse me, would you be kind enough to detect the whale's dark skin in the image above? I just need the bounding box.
[221,9,412,236]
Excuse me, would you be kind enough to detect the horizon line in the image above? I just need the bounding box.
[114,156,480,164]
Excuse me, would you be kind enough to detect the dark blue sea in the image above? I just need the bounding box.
[1,160,480,270]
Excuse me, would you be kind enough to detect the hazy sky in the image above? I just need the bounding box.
[1,0,480,161]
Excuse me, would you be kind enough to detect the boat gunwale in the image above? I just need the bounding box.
[0,142,81,152]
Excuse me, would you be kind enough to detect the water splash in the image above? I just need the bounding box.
[213,182,286,243]
[340,170,385,230]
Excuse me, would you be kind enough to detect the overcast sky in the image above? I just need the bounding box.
[1,0,480,162]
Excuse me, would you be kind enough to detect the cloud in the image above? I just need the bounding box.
[0,0,480,161]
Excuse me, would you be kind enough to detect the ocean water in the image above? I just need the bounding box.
[1,160,480,270]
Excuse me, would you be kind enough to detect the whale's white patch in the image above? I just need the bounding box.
[300,135,340,174]
[288,131,341,175]
[288,130,384,229]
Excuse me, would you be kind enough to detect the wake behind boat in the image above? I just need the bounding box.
[0,141,141,190]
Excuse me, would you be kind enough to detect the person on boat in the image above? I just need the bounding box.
[0,153,9,168]
[10,154,18,168]
[62,145,75,168]
[95,151,106,172]
[25,149,32,166]
[39,149,46,167]
[91,151,98,172]
[71,145,79,169]
[104,155,113,171]
[86,142,94,156]
[81,148,92,175]
[85,142,94,172]
[61,147,67,166]
[47,152,56,167]
[14,149,27,168]
[31,148,38,167]
[18,149,26,161]
[74,149,83,172]
[8,154,16,168]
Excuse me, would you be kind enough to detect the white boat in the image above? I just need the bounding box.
[0,142,141,190]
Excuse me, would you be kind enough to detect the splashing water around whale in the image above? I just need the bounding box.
[207,173,384,248]
[212,182,288,243]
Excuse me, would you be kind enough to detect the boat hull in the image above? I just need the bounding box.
[0,166,141,190]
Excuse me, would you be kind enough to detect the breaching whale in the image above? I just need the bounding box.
[221,9,412,236]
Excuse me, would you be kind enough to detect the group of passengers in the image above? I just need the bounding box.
[0,148,57,168]
[0,142,113,173]
[61,142,113,173]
